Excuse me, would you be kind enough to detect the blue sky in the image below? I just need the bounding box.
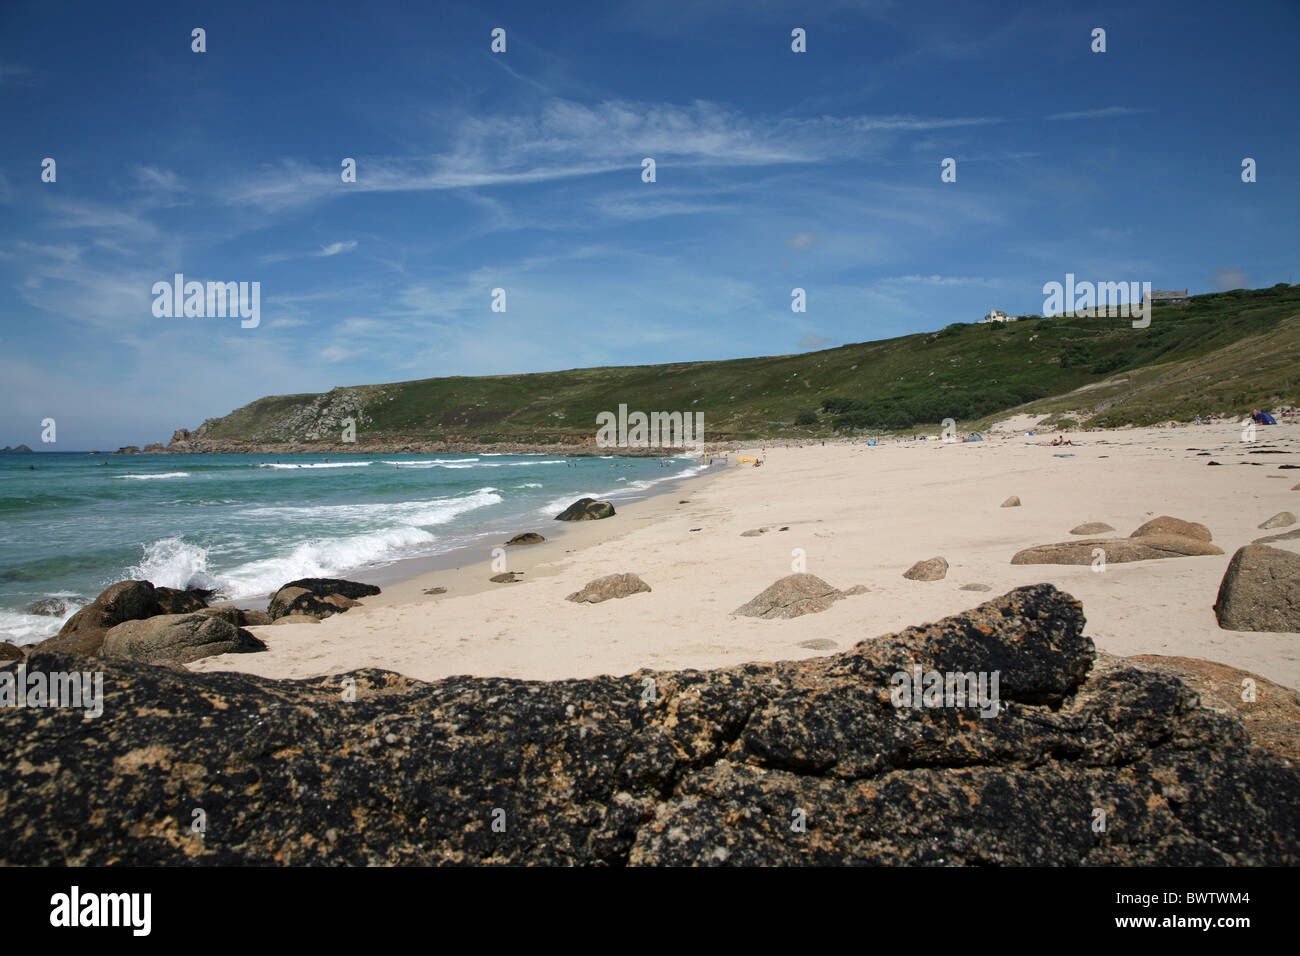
[1,0,1296,448]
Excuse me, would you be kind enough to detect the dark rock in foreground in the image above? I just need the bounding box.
[554,497,615,521]
[4,584,1298,866]
[5,582,1294,868]
[1128,654,1300,764]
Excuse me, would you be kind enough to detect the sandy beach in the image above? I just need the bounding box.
[190,424,1300,689]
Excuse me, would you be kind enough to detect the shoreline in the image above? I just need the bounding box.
[2,451,721,646]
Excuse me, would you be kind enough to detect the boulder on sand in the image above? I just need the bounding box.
[1213,545,1300,633]
[268,587,362,621]
[1258,512,1296,530]
[35,580,203,657]
[5,585,1300,865]
[1069,522,1115,536]
[554,498,616,521]
[903,557,949,581]
[506,532,545,546]
[566,573,652,604]
[267,578,378,621]
[1013,535,1222,565]
[1130,516,1212,542]
[490,572,523,583]
[275,578,381,601]
[102,613,266,664]
[1000,496,1020,508]
[733,573,847,619]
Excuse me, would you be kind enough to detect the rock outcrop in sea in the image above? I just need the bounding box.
[2,585,1297,865]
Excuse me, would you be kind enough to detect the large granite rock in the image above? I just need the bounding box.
[1213,545,1300,633]
[102,613,267,665]
[275,578,381,601]
[506,533,545,546]
[1069,522,1115,536]
[1012,534,1222,565]
[1130,516,1212,542]
[555,498,616,521]
[267,578,379,621]
[34,580,207,657]
[2,585,1297,865]
[1259,512,1297,530]
[733,573,846,619]
[903,557,949,581]
[566,573,651,604]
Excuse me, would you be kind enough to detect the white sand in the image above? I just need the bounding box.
[190,425,1300,689]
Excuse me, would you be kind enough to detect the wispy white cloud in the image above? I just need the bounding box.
[218,99,1003,211]
[881,274,1002,287]
[317,240,358,257]
[134,166,183,191]
[1046,106,1150,121]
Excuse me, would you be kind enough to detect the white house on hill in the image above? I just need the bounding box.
[981,309,1016,323]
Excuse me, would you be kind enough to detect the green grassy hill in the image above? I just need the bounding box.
[189,284,1300,445]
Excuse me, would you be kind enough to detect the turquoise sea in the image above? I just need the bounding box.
[0,451,703,645]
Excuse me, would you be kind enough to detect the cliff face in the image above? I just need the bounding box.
[2,585,1296,866]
